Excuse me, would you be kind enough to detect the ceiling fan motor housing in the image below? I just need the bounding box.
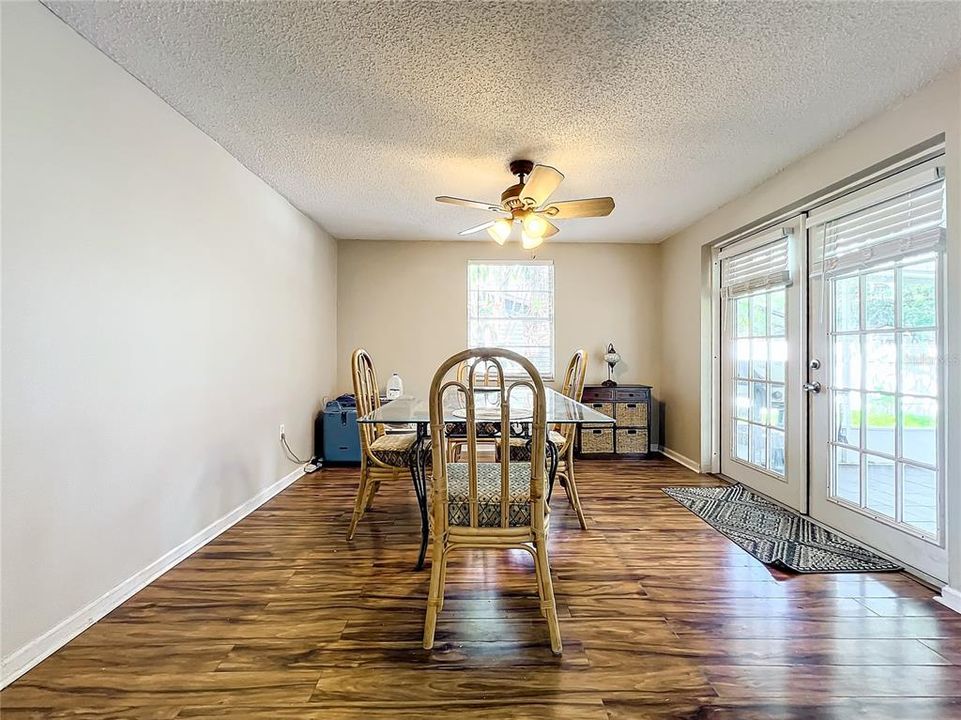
[501,183,526,211]
[508,159,534,178]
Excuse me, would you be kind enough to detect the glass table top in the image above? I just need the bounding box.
[358,387,614,425]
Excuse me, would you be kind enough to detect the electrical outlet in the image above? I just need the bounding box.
[279,424,286,440]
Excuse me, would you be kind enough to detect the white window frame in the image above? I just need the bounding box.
[466,259,555,381]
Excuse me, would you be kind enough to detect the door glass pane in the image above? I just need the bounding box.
[835,275,860,331]
[734,420,751,462]
[751,338,767,380]
[726,284,788,479]
[902,464,937,534]
[901,396,937,466]
[751,423,766,467]
[865,393,895,456]
[864,333,896,393]
[901,331,937,396]
[865,454,896,518]
[769,338,786,382]
[901,261,936,329]
[769,384,785,429]
[735,381,750,419]
[769,290,785,336]
[865,269,896,329]
[735,420,750,461]
[751,382,767,423]
[736,338,750,379]
[835,447,861,504]
[834,335,861,390]
[735,297,751,337]
[834,390,861,447]
[751,293,766,336]
[769,429,785,475]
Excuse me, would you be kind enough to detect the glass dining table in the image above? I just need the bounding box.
[358,387,614,569]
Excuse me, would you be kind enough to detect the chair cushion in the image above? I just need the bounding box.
[446,462,532,527]
[369,432,418,467]
[499,431,567,462]
[444,421,527,438]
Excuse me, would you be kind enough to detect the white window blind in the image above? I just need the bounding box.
[812,179,946,277]
[467,261,554,378]
[720,235,791,297]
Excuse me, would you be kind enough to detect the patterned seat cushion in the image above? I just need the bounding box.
[444,421,526,439]
[446,462,532,527]
[369,432,418,467]
[499,431,567,462]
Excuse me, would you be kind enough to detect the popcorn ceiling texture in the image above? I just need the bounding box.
[43,1,961,243]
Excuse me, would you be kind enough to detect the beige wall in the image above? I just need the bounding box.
[658,68,961,468]
[1,2,338,678]
[337,240,662,416]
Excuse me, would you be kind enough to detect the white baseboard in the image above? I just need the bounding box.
[935,585,961,615]
[659,446,703,473]
[0,465,306,689]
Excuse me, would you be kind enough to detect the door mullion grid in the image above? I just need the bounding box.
[858,273,867,509]
[765,292,772,468]
[894,265,904,523]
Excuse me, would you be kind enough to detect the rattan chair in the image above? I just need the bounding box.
[446,359,498,462]
[423,348,562,654]
[346,348,418,541]
[501,349,589,528]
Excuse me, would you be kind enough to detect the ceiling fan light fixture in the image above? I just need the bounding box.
[487,218,512,245]
[521,230,544,250]
[522,213,548,238]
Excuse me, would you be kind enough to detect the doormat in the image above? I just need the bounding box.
[663,484,902,573]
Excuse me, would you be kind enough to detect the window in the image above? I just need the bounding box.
[467,261,554,378]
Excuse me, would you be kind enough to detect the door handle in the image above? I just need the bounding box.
[803,381,822,393]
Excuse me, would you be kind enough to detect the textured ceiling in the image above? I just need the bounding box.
[44,1,961,243]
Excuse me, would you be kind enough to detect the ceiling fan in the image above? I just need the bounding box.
[436,159,615,249]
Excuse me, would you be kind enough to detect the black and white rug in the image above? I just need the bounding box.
[663,484,902,573]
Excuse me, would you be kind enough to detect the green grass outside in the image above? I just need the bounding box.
[848,409,935,429]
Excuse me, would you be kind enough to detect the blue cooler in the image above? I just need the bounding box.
[323,395,361,463]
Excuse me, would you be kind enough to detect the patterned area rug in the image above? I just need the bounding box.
[663,484,902,573]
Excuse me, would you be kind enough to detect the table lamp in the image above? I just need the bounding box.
[602,343,621,387]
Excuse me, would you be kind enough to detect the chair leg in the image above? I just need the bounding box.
[347,462,370,541]
[423,540,445,650]
[557,469,574,508]
[437,548,449,612]
[531,544,546,617]
[534,537,563,655]
[564,446,587,530]
[365,471,388,511]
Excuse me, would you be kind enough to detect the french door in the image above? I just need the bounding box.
[719,220,806,510]
[807,160,948,580]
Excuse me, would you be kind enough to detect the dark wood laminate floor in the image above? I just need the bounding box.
[4,457,961,719]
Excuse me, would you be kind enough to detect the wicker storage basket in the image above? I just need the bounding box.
[586,401,614,419]
[618,402,648,427]
[616,428,649,454]
[580,427,614,454]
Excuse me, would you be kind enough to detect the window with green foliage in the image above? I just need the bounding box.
[467,261,554,378]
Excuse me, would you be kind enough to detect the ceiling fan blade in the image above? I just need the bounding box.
[541,218,560,238]
[520,164,564,207]
[542,197,615,219]
[436,196,503,213]
[458,220,497,236]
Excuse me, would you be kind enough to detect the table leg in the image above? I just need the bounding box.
[547,439,559,503]
[408,423,430,571]
[522,436,559,503]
